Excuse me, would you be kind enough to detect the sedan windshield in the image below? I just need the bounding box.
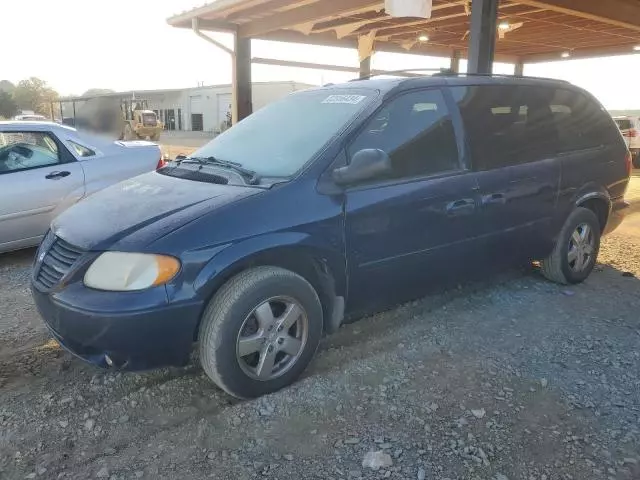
[191,88,377,177]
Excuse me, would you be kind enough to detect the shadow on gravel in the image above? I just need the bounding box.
[0,247,36,268]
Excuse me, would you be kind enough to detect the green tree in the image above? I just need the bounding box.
[0,90,18,119]
[13,77,59,115]
[0,80,15,94]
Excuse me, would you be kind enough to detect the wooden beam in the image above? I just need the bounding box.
[450,49,461,73]
[251,57,427,77]
[516,0,640,33]
[226,0,296,20]
[514,59,524,76]
[252,57,360,73]
[523,42,640,62]
[256,29,518,62]
[360,56,372,79]
[238,0,383,37]
[313,11,387,33]
[349,1,526,38]
[468,0,499,74]
[234,36,253,122]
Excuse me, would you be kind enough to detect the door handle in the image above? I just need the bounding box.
[446,199,476,216]
[482,193,506,205]
[45,171,71,180]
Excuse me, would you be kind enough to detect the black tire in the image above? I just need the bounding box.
[198,266,323,399]
[540,207,601,285]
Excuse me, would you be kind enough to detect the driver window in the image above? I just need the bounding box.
[0,131,61,174]
[348,89,459,181]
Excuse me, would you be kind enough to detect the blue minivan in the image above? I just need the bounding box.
[31,75,631,398]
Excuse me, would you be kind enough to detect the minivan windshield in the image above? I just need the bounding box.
[190,88,377,177]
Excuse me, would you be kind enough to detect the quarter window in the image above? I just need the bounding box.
[451,85,619,172]
[348,89,459,181]
[0,131,62,174]
[68,141,95,157]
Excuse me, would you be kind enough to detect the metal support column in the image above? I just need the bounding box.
[359,56,371,79]
[514,60,525,76]
[467,0,499,74]
[450,50,461,74]
[233,35,253,123]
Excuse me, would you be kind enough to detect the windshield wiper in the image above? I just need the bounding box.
[177,156,260,185]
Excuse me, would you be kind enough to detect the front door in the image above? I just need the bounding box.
[0,130,84,250]
[343,88,482,314]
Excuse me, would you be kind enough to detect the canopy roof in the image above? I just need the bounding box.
[168,0,640,63]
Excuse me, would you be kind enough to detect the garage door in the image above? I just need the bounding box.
[190,96,204,131]
[190,95,203,114]
[217,93,232,128]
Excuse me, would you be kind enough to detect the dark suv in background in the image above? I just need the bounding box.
[31,75,631,399]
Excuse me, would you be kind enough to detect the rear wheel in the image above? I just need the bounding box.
[198,266,323,399]
[540,207,601,285]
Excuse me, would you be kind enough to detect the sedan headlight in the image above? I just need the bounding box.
[84,252,180,291]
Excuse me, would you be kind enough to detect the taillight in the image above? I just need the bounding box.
[625,151,633,177]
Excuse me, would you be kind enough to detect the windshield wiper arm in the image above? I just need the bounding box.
[178,156,260,185]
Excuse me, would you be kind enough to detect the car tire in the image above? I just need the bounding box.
[198,266,323,399]
[540,207,601,285]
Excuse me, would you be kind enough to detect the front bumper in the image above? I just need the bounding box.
[31,282,203,370]
[136,127,161,137]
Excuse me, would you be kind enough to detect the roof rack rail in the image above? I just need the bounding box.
[351,68,570,84]
[351,68,447,81]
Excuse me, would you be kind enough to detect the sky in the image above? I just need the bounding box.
[4,0,640,110]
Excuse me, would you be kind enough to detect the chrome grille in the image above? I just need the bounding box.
[35,237,85,290]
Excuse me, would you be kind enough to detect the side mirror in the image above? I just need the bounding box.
[332,149,392,186]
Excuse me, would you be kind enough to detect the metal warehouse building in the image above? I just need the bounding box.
[61,81,313,134]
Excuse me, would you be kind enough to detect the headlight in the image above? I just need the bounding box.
[84,252,180,291]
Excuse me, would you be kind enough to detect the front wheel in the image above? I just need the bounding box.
[198,266,323,399]
[540,207,601,285]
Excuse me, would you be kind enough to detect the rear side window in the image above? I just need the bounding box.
[348,89,459,180]
[68,141,95,157]
[451,85,619,171]
[0,131,62,174]
[615,119,633,130]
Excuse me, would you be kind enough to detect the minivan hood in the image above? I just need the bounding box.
[53,171,262,250]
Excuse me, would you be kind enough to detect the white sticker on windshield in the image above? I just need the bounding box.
[322,95,366,105]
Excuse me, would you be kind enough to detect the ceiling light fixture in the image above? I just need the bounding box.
[561,51,571,58]
[634,45,640,51]
[418,34,429,42]
[498,21,510,31]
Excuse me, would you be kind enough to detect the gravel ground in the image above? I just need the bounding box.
[1,178,639,480]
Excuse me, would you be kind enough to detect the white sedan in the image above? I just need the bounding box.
[0,121,164,253]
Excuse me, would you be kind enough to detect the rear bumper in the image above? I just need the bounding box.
[31,283,203,370]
